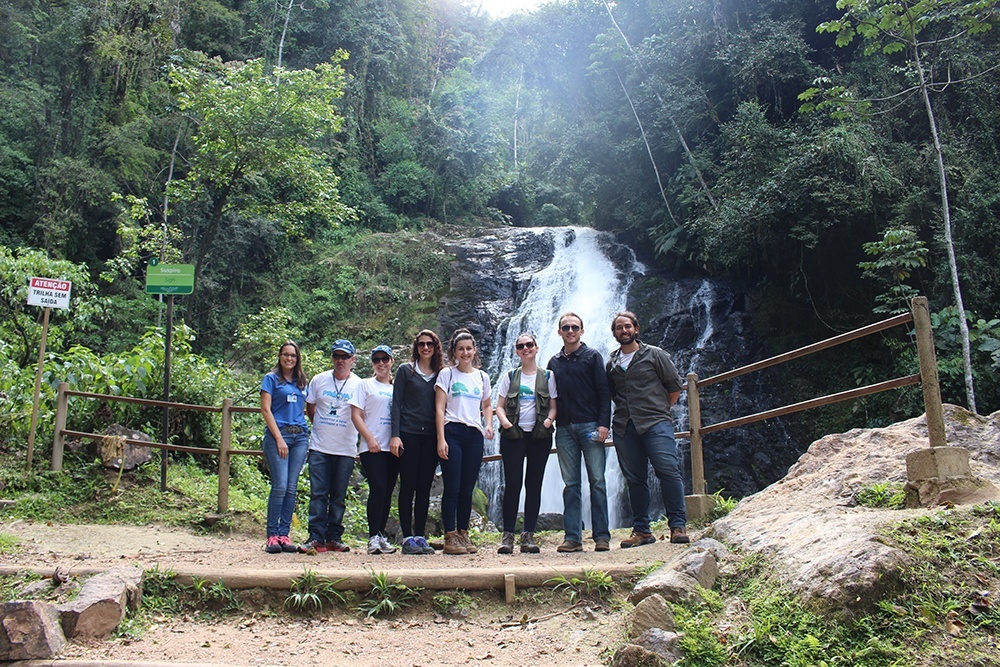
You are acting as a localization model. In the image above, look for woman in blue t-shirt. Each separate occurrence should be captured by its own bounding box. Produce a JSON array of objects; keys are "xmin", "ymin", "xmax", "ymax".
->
[{"xmin": 260, "ymin": 340, "xmax": 310, "ymax": 553}]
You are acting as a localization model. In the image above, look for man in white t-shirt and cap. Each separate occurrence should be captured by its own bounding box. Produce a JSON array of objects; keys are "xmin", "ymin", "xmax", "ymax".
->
[{"xmin": 300, "ymin": 339, "xmax": 361, "ymax": 553}]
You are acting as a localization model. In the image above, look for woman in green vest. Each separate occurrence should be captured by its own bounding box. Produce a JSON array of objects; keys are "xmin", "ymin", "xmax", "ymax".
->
[{"xmin": 495, "ymin": 333, "xmax": 558, "ymax": 554}]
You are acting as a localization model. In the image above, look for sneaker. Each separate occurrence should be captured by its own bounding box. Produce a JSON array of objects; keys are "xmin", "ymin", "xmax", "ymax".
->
[
  {"xmin": 367, "ymin": 535, "xmax": 382, "ymax": 555},
  {"xmin": 670, "ymin": 527, "xmax": 690, "ymax": 544},
  {"xmin": 401, "ymin": 536, "xmax": 424, "ymax": 555},
  {"xmin": 378, "ymin": 535, "xmax": 397, "ymax": 554},
  {"xmin": 298, "ymin": 539, "xmax": 327, "ymax": 554},
  {"xmin": 498, "ymin": 531, "xmax": 515, "ymax": 555},
  {"xmin": 264, "ymin": 536, "xmax": 282, "ymax": 554},
  {"xmin": 556, "ymin": 539, "xmax": 583, "ymax": 553},
  {"xmin": 278, "ymin": 535, "xmax": 297, "ymax": 553},
  {"xmin": 620, "ymin": 531, "xmax": 656, "ymax": 548},
  {"xmin": 594, "ymin": 537, "xmax": 610, "ymax": 552},
  {"xmin": 326, "ymin": 541, "xmax": 351, "ymax": 553},
  {"xmin": 414, "ymin": 536, "xmax": 435, "ymax": 554}
]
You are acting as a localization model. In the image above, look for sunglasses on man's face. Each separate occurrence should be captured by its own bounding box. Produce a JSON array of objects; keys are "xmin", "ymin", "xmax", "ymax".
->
[
  {"xmin": 416, "ymin": 341, "xmax": 435, "ymax": 348},
  {"xmin": 560, "ymin": 324, "xmax": 581, "ymax": 332},
  {"xmin": 332, "ymin": 354, "xmax": 352, "ymax": 360},
  {"xmin": 515, "ymin": 341, "xmax": 535, "ymax": 350}
]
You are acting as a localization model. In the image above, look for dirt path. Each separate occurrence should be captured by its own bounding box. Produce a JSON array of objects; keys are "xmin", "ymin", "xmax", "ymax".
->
[{"xmin": 1, "ymin": 520, "xmax": 690, "ymax": 666}]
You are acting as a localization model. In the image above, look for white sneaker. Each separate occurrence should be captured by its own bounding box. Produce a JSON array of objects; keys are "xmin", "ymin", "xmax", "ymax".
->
[
  {"xmin": 367, "ymin": 535, "xmax": 382, "ymax": 555},
  {"xmin": 378, "ymin": 535, "xmax": 397, "ymax": 554}
]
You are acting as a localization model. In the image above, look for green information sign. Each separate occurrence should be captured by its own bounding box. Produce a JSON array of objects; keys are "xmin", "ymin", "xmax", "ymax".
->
[{"xmin": 145, "ymin": 263, "xmax": 195, "ymax": 295}]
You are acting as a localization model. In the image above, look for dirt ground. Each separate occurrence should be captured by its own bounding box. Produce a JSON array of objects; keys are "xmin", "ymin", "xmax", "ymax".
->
[{"xmin": 0, "ymin": 520, "xmax": 692, "ymax": 666}]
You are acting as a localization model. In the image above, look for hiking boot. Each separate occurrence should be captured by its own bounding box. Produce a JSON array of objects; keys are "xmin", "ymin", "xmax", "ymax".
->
[
  {"xmin": 497, "ymin": 531, "xmax": 515, "ymax": 554},
  {"xmin": 378, "ymin": 535, "xmax": 397, "ymax": 554},
  {"xmin": 326, "ymin": 540, "xmax": 350, "ymax": 553},
  {"xmin": 278, "ymin": 535, "xmax": 297, "ymax": 553},
  {"xmin": 620, "ymin": 531, "xmax": 656, "ymax": 548},
  {"xmin": 556, "ymin": 539, "xmax": 583, "ymax": 553},
  {"xmin": 414, "ymin": 536, "xmax": 436, "ymax": 554},
  {"xmin": 298, "ymin": 539, "xmax": 327, "ymax": 554},
  {"xmin": 670, "ymin": 527, "xmax": 690, "ymax": 544},
  {"xmin": 458, "ymin": 529, "xmax": 478, "ymax": 554},
  {"xmin": 264, "ymin": 536, "xmax": 282, "ymax": 554},
  {"xmin": 594, "ymin": 537, "xmax": 610, "ymax": 552},
  {"xmin": 519, "ymin": 532, "xmax": 540, "ymax": 554},
  {"xmin": 444, "ymin": 530, "xmax": 468, "ymax": 555},
  {"xmin": 367, "ymin": 535, "xmax": 382, "ymax": 555}
]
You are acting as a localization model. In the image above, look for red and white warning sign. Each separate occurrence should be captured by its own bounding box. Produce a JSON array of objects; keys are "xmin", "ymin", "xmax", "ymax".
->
[{"xmin": 26, "ymin": 277, "xmax": 72, "ymax": 310}]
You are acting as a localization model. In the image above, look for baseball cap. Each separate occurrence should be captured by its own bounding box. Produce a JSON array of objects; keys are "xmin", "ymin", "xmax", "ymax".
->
[
  {"xmin": 331, "ymin": 339, "xmax": 355, "ymax": 355},
  {"xmin": 371, "ymin": 344, "xmax": 394, "ymax": 358}
]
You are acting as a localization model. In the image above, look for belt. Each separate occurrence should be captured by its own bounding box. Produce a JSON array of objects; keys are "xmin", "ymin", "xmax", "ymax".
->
[{"xmin": 281, "ymin": 425, "xmax": 305, "ymax": 434}]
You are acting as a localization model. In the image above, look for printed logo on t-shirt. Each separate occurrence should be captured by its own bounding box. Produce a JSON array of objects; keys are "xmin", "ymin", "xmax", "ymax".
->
[
  {"xmin": 450, "ymin": 381, "xmax": 482, "ymax": 400},
  {"xmin": 519, "ymin": 384, "xmax": 535, "ymax": 400}
]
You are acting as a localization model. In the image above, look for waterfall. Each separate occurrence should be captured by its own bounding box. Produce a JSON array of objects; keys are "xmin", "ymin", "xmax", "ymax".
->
[
  {"xmin": 480, "ymin": 227, "xmax": 644, "ymax": 530},
  {"xmin": 441, "ymin": 225, "xmax": 802, "ymax": 530}
]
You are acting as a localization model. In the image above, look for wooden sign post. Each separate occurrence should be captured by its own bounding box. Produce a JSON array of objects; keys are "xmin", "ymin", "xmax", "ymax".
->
[{"xmin": 25, "ymin": 277, "xmax": 72, "ymax": 470}]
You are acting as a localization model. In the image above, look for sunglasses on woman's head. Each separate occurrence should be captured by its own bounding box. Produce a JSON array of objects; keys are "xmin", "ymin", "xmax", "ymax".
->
[{"xmin": 515, "ymin": 341, "xmax": 535, "ymax": 350}]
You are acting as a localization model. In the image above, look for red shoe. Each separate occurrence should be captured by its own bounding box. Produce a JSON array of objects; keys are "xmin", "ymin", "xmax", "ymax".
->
[
  {"xmin": 326, "ymin": 541, "xmax": 350, "ymax": 553},
  {"xmin": 298, "ymin": 539, "xmax": 327, "ymax": 553}
]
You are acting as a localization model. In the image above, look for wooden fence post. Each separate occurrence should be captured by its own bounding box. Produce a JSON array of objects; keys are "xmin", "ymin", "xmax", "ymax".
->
[
  {"xmin": 218, "ymin": 398, "xmax": 233, "ymax": 514},
  {"xmin": 687, "ymin": 373, "xmax": 705, "ymax": 495},
  {"xmin": 51, "ymin": 382, "xmax": 69, "ymax": 472},
  {"xmin": 911, "ymin": 296, "xmax": 947, "ymax": 448}
]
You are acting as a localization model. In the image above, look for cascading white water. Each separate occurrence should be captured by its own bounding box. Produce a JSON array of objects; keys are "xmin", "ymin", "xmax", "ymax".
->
[{"xmin": 482, "ymin": 227, "xmax": 644, "ymax": 530}]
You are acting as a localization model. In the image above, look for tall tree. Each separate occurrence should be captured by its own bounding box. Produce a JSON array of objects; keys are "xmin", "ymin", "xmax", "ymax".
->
[
  {"xmin": 167, "ymin": 54, "xmax": 355, "ymax": 319},
  {"xmin": 807, "ymin": 0, "xmax": 1000, "ymax": 413}
]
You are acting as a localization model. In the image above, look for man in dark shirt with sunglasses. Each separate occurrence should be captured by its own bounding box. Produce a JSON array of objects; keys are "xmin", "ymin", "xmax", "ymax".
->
[{"xmin": 547, "ymin": 312, "xmax": 612, "ymax": 553}]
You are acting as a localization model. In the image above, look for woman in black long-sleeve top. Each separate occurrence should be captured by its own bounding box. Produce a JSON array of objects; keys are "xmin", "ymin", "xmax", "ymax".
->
[{"xmin": 389, "ymin": 329, "xmax": 443, "ymax": 555}]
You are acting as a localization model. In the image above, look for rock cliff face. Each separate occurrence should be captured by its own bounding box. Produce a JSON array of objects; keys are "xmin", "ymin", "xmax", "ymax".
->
[{"xmin": 712, "ymin": 404, "xmax": 1000, "ymax": 614}]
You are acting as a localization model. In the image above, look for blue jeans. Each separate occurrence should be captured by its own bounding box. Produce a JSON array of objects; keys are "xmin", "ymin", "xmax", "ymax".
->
[
  {"xmin": 555, "ymin": 421, "xmax": 610, "ymax": 543},
  {"xmin": 307, "ymin": 450, "xmax": 356, "ymax": 543},
  {"xmin": 263, "ymin": 429, "xmax": 309, "ymax": 537},
  {"xmin": 440, "ymin": 423, "xmax": 484, "ymax": 532},
  {"xmin": 614, "ymin": 419, "xmax": 686, "ymax": 532}
]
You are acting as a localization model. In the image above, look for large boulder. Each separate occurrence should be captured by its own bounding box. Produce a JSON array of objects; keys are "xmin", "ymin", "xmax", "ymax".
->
[
  {"xmin": 712, "ymin": 405, "xmax": 1000, "ymax": 615},
  {"xmin": 0, "ymin": 600, "xmax": 66, "ymax": 660},
  {"xmin": 58, "ymin": 565, "xmax": 143, "ymax": 639}
]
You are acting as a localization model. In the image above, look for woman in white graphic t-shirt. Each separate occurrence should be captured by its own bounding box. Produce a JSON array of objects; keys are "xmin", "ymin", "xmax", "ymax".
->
[{"xmin": 435, "ymin": 328, "xmax": 494, "ymax": 555}]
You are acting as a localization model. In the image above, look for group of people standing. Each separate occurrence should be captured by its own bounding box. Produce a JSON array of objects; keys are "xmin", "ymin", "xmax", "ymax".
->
[{"xmin": 258, "ymin": 310, "xmax": 690, "ymax": 557}]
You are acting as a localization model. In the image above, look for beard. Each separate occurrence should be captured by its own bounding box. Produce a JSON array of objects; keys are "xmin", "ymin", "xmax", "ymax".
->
[{"xmin": 615, "ymin": 331, "xmax": 637, "ymax": 346}]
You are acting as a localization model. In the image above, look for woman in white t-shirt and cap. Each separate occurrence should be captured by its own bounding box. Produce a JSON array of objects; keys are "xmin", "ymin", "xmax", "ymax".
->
[
  {"xmin": 350, "ymin": 345, "xmax": 399, "ymax": 555},
  {"xmin": 435, "ymin": 328, "xmax": 494, "ymax": 555},
  {"xmin": 495, "ymin": 332, "xmax": 557, "ymax": 554}
]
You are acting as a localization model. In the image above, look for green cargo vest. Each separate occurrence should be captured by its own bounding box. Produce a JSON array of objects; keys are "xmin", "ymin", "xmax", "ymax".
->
[{"xmin": 501, "ymin": 368, "xmax": 554, "ymax": 440}]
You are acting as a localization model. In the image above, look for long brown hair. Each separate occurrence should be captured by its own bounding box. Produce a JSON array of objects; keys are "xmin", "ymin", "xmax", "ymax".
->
[
  {"xmin": 271, "ymin": 340, "xmax": 308, "ymax": 390},
  {"xmin": 410, "ymin": 329, "xmax": 443, "ymax": 373}
]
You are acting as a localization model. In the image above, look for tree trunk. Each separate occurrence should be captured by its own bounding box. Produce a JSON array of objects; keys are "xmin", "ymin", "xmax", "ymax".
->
[
  {"xmin": 915, "ymin": 47, "xmax": 977, "ymax": 413},
  {"xmin": 614, "ymin": 67, "xmax": 677, "ymax": 226}
]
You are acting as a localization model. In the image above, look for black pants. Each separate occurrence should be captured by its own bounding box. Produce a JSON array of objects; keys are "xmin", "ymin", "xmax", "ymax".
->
[
  {"xmin": 396, "ymin": 431, "xmax": 439, "ymax": 537},
  {"xmin": 359, "ymin": 450, "xmax": 400, "ymax": 537},
  {"xmin": 500, "ymin": 433, "xmax": 550, "ymax": 533}
]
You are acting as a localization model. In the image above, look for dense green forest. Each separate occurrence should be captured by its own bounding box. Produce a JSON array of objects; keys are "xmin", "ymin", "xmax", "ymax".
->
[{"xmin": 1, "ymin": 0, "xmax": 999, "ymax": 455}]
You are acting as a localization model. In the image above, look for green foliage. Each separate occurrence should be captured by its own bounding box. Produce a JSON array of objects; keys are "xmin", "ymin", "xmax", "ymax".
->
[
  {"xmin": 855, "ymin": 482, "xmax": 907, "ymax": 509},
  {"xmin": 433, "ymin": 590, "xmax": 475, "ymax": 617},
  {"xmin": 931, "ymin": 307, "xmax": 1000, "ymax": 409},
  {"xmin": 230, "ymin": 306, "xmax": 303, "ymax": 372},
  {"xmin": 705, "ymin": 490, "xmax": 739, "ymax": 523},
  {"xmin": 356, "ymin": 570, "xmax": 421, "ymax": 618},
  {"xmin": 546, "ymin": 569, "xmax": 615, "ymax": 604},
  {"xmin": 0, "ymin": 533, "xmax": 19, "ymax": 555},
  {"xmin": 284, "ymin": 568, "xmax": 347, "ymax": 614},
  {"xmin": 859, "ymin": 228, "xmax": 928, "ymax": 315},
  {"xmin": 190, "ymin": 577, "xmax": 241, "ymax": 612}
]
